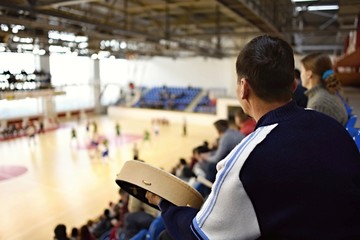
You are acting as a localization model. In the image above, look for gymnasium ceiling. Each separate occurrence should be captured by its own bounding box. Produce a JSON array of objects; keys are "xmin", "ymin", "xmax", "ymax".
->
[{"xmin": 0, "ymin": 0, "xmax": 359, "ymax": 59}]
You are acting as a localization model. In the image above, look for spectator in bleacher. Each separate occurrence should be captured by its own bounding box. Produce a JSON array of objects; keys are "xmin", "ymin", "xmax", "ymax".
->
[
  {"xmin": 109, "ymin": 188, "xmax": 130, "ymax": 240},
  {"xmin": 159, "ymin": 86, "xmax": 169, "ymax": 100},
  {"xmin": 174, "ymin": 158, "xmax": 195, "ymax": 182},
  {"xmin": 191, "ymin": 145, "xmax": 210, "ymax": 176},
  {"xmin": 79, "ymin": 225, "xmax": 96, "ymax": 240},
  {"xmin": 92, "ymin": 209, "xmax": 113, "ymax": 238},
  {"xmin": 301, "ymin": 53, "xmax": 348, "ymax": 125},
  {"xmin": 117, "ymin": 195, "xmax": 159, "ymax": 239},
  {"xmin": 189, "ymin": 142, "xmax": 208, "ymax": 170},
  {"xmin": 167, "ymin": 99, "xmax": 175, "ymax": 110},
  {"xmin": 292, "ymin": 68, "xmax": 308, "ymax": 108},
  {"xmin": 70, "ymin": 227, "xmax": 79, "ymax": 240},
  {"xmin": 54, "ymin": 224, "xmax": 70, "ymax": 240},
  {"xmin": 86, "ymin": 220, "xmax": 95, "ymax": 235},
  {"xmin": 198, "ymin": 119, "xmax": 245, "ymax": 182},
  {"xmin": 234, "ymin": 108, "xmax": 256, "ymax": 136}
]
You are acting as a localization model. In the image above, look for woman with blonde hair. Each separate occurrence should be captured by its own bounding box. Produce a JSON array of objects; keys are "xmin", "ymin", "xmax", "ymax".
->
[{"xmin": 300, "ymin": 52, "xmax": 348, "ymax": 125}]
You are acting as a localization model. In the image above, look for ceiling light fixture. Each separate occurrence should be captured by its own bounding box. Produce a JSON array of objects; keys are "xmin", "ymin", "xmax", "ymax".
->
[
  {"xmin": 295, "ymin": 4, "xmax": 339, "ymax": 12},
  {"xmin": 307, "ymin": 5, "xmax": 339, "ymax": 11},
  {"xmin": 291, "ymin": 0, "xmax": 317, "ymax": 2}
]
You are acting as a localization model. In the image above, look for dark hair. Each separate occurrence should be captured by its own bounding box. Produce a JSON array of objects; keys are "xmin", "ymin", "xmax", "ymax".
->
[
  {"xmin": 71, "ymin": 228, "xmax": 79, "ymax": 238},
  {"xmin": 54, "ymin": 224, "xmax": 68, "ymax": 240},
  {"xmin": 294, "ymin": 68, "xmax": 301, "ymax": 80},
  {"xmin": 194, "ymin": 145, "xmax": 210, "ymax": 154},
  {"xmin": 104, "ymin": 209, "xmax": 110, "ymax": 218},
  {"xmin": 236, "ymin": 35, "xmax": 294, "ymax": 102},
  {"xmin": 301, "ymin": 52, "xmax": 341, "ymax": 94},
  {"xmin": 213, "ymin": 119, "xmax": 229, "ymax": 134},
  {"xmin": 179, "ymin": 158, "xmax": 187, "ymax": 165},
  {"xmin": 80, "ymin": 225, "xmax": 94, "ymax": 240}
]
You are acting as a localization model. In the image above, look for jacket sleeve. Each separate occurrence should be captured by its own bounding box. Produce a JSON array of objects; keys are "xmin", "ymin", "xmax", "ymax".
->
[{"xmin": 159, "ymin": 199, "xmax": 200, "ymax": 240}]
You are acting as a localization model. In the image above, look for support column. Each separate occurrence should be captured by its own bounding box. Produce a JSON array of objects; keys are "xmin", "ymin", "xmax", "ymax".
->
[
  {"xmin": 36, "ymin": 55, "xmax": 50, "ymax": 72},
  {"xmin": 90, "ymin": 59, "xmax": 101, "ymax": 114},
  {"xmin": 35, "ymin": 55, "xmax": 57, "ymax": 120}
]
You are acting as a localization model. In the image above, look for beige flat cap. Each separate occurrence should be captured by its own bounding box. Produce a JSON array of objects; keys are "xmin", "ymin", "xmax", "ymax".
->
[{"xmin": 116, "ymin": 160, "xmax": 204, "ymax": 210}]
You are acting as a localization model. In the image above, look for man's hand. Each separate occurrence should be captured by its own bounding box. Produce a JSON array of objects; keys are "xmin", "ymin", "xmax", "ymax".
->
[{"xmin": 145, "ymin": 191, "xmax": 162, "ymax": 206}]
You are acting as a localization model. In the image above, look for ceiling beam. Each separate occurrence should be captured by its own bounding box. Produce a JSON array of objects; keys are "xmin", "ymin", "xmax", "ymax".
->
[
  {"xmin": 216, "ymin": 0, "xmax": 283, "ymax": 37},
  {"xmin": 35, "ymin": 0, "xmax": 101, "ymax": 9}
]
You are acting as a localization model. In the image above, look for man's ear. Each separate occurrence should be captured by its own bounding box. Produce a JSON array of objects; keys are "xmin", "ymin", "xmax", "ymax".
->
[{"xmin": 241, "ymin": 79, "xmax": 250, "ymax": 99}]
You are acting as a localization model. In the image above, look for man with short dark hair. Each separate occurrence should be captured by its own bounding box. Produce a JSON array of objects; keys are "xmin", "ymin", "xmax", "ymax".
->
[
  {"xmin": 146, "ymin": 35, "xmax": 360, "ymax": 239},
  {"xmin": 198, "ymin": 119, "xmax": 244, "ymax": 182}
]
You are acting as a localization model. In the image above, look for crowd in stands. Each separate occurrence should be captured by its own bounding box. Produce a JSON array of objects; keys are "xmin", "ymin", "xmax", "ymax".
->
[
  {"xmin": 193, "ymin": 94, "xmax": 216, "ymax": 114},
  {"xmin": 54, "ymin": 183, "xmax": 162, "ymax": 240},
  {"xmin": 0, "ymin": 118, "xmax": 58, "ymax": 141},
  {"xmin": 170, "ymin": 112, "xmax": 257, "ymax": 198},
  {"xmin": 0, "ymin": 70, "xmax": 52, "ymax": 91},
  {"xmin": 193, "ymin": 89, "xmax": 225, "ymax": 114},
  {"xmin": 133, "ymin": 86, "xmax": 201, "ymax": 111},
  {"xmin": 131, "ymin": 85, "xmax": 224, "ymax": 114}
]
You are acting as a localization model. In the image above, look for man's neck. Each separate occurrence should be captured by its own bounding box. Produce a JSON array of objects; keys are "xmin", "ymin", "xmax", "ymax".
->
[{"xmin": 249, "ymin": 98, "xmax": 291, "ymax": 122}]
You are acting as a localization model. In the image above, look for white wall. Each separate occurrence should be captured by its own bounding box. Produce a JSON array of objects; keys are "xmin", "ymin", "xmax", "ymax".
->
[
  {"xmin": 112, "ymin": 56, "xmax": 238, "ymax": 97},
  {"xmin": 108, "ymin": 97, "xmax": 240, "ymax": 125}
]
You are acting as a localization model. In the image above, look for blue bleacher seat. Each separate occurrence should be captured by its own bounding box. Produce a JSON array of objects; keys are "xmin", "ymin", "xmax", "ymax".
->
[
  {"xmin": 346, "ymin": 115, "xmax": 358, "ymax": 137},
  {"xmin": 354, "ymin": 129, "xmax": 360, "ymax": 151},
  {"xmin": 133, "ymin": 86, "xmax": 200, "ymax": 111},
  {"xmin": 130, "ymin": 229, "xmax": 147, "ymax": 240},
  {"xmin": 130, "ymin": 216, "xmax": 165, "ymax": 240},
  {"xmin": 194, "ymin": 95, "xmax": 216, "ymax": 113},
  {"xmin": 346, "ymin": 115, "xmax": 357, "ymax": 129}
]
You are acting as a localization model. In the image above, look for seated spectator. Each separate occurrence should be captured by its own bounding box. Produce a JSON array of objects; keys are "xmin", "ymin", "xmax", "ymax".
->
[
  {"xmin": 174, "ymin": 158, "xmax": 195, "ymax": 182},
  {"xmin": 108, "ymin": 188, "xmax": 130, "ymax": 240},
  {"xmin": 92, "ymin": 209, "xmax": 113, "ymax": 238},
  {"xmin": 86, "ymin": 220, "xmax": 95, "ymax": 234},
  {"xmin": 79, "ymin": 225, "xmax": 96, "ymax": 240},
  {"xmin": 70, "ymin": 227, "xmax": 78, "ymax": 240},
  {"xmin": 117, "ymin": 196, "xmax": 159, "ymax": 239},
  {"xmin": 301, "ymin": 52, "xmax": 348, "ymax": 125},
  {"xmin": 159, "ymin": 86, "xmax": 169, "ymax": 100},
  {"xmin": 54, "ymin": 224, "xmax": 70, "ymax": 240},
  {"xmin": 198, "ymin": 119, "xmax": 245, "ymax": 182},
  {"xmin": 292, "ymin": 68, "xmax": 308, "ymax": 108},
  {"xmin": 234, "ymin": 108, "xmax": 256, "ymax": 136}
]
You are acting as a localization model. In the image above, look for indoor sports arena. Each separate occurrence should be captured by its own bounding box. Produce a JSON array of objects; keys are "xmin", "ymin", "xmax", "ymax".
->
[{"xmin": 1, "ymin": 1, "xmax": 360, "ymax": 239}]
